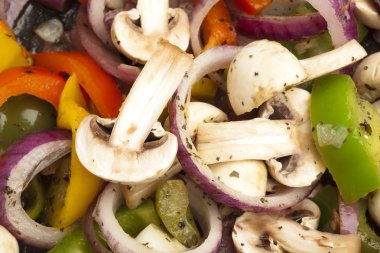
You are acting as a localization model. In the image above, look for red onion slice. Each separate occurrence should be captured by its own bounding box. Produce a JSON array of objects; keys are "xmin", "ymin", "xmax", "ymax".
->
[
  {"xmin": 77, "ymin": 8, "xmax": 139, "ymax": 87},
  {"xmin": 93, "ymin": 177, "xmax": 222, "ymax": 253},
  {"xmin": 169, "ymin": 45, "xmax": 317, "ymax": 212},
  {"xmin": 34, "ymin": 0, "xmax": 71, "ymax": 12},
  {"xmin": 87, "ymin": 0, "xmax": 115, "ymax": 48},
  {"xmin": 4, "ymin": 0, "xmax": 28, "ymax": 28},
  {"xmin": 339, "ymin": 196, "xmax": 359, "ymax": 235},
  {"xmin": 0, "ymin": 130, "xmax": 73, "ymax": 249},
  {"xmin": 83, "ymin": 201, "xmax": 112, "ymax": 253},
  {"xmin": 190, "ymin": 0, "xmax": 219, "ymax": 55},
  {"xmin": 306, "ymin": 0, "xmax": 358, "ymax": 47},
  {"xmin": 235, "ymin": 13, "xmax": 327, "ymax": 41}
]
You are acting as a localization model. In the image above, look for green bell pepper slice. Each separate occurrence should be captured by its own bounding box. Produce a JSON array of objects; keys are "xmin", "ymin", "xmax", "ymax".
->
[
  {"xmin": 311, "ymin": 74, "xmax": 380, "ymax": 203},
  {"xmin": 358, "ymin": 199, "xmax": 380, "ymax": 253},
  {"xmin": 48, "ymin": 199, "xmax": 161, "ymax": 253}
]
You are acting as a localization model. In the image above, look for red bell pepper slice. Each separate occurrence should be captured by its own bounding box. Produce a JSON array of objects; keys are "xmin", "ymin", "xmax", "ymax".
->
[
  {"xmin": 0, "ymin": 66, "xmax": 66, "ymax": 109},
  {"xmin": 33, "ymin": 52, "xmax": 122, "ymax": 118},
  {"xmin": 233, "ymin": 0, "xmax": 272, "ymax": 15}
]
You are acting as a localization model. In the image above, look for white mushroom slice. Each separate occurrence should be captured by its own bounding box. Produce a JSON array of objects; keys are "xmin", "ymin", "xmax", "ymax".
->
[
  {"xmin": 353, "ymin": 0, "xmax": 380, "ymax": 29},
  {"xmin": 209, "ymin": 160, "xmax": 267, "ymax": 198},
  {"xmin": 283, "ymin": 199, "xmax": 321, "ymax": 230},
  {"xmin": 187, "ymin": 102, "xmax": 228, "ymax": 139},
  {"xmin": 121, "ymin": 161, "xmax": 182, "ymax": 209},
  {"xmin": 260, "ymin": 88, "xmax": 325, "ymax": 187},
  {"xmin": 111, "ymin": 0, "xmax": 190, "ymax": 63},
  {"xmin": 372, "ymin": 100, "xmax": 380, "ymax": 114},
  {"xmin": 353, "ymin": 52, "xmax": 380, "ymax": 102},
  {"xmin": 368, "ymin": 189, "xmax": 380, "ymax": 227},
  {"xmin": 135, "ymin": 224, "xmax": 187, "ymax": 252},
  {"xmin": 76, "ymin": 42, "xmax": 193, "ymax": 184},
  {"xmin": 0, "ymin": 226, "xmax": 18, "ymax": 253},
  {"xmin": 196, "ymin": 118, "xmax": 299, "ymax": 164},
  {"xmin": 233, "ymin": 208, "xmax": 360, "ymax": 253},
  {"xmin": 228, "ymin": 39, "xmax": 367, "ymax": 115}
]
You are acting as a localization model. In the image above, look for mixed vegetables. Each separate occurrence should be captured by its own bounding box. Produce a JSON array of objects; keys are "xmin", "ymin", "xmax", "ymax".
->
[{"xmin": 0, "ymin": 0, "xmax": 380, "ymax": 252}]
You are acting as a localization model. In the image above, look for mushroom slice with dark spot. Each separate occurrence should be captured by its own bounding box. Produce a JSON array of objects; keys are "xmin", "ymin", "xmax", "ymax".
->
[
  {"xmin": 111, "ymin": 0, "xmax": 190, "ymax": 63},
  {"xmin": 259, "ymin": 88, "xmax": 325, "ymax": 187},
  {"xmin": 233, "ymin": 199, "xmax": 361, "ymax": 253},
  {"xmin": 76, "ymin": 41, "xmax": 193, "ymax": 185}
]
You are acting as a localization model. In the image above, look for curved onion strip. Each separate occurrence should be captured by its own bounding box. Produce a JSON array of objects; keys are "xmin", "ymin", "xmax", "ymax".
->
[
  {"xmin": 83, "ymin": 201, "xmax": 112, "ymax": 253},
  {"xmin": 235, "ymin": 13, "xmax": 327, "ymax": 41},
  {"xmin": 0, "ymin": 130, "xmax": 73, "ymax": 249},
  {"xmin": 93, "ymin": 178, "xmax": 222, "ymax": 253},
  {"xmin": 87, "ymin": 0, "xmax": 115, "ymax": 48},
  {"xmin": 77, "ymin": 8, "xmax": 139, "ymax": 86},
  {"xmin": 190, "ymin": 0, "xmax": 219, "ymax": 55},
  {"xmin": 34, "ymin": 0, "xmax": 70, "ymax": 12},
  {"xmin": 4, "ymin": 0, "xmax": 28, "ymax": 28},
  {"xmin": 306, "ymin": 0, "xmax": 358, "ymax": 47},
  {"xmin": 169, "ymin": 45, "xmax": 317, "ymax": 212},
  {"xmin": 339, "ymin": 196, "xmax": 359, "ymax": 235}
]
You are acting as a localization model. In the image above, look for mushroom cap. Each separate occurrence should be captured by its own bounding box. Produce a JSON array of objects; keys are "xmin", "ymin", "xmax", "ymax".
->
[
  {"xmin": 260, "ymin": 88, "xmax": 325, "ymax": 187},
  {"xmin": 353, "ymin": 52, "xmax": 380, "ymax": 102},
  {"xmin": 233, "ymin": 199, "xmax": 360, "ymax": 253},
  {"xmin": 227, "ymin": 39, "xmax": 306, "ymax": 115},
  {"xmin": 76, "ymin": 115, "xmax": 178, "ymax": 185},
  {"xmin": 111, "ymin": 8, "xmax": 190, "ymax": 63}
]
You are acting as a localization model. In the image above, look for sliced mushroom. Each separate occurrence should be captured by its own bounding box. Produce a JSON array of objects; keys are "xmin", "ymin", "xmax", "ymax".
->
[
  {"xmin": 121, "ymin": 161, "xmax": 182, "ymax": 209},
  {"xmin": 111, "ymin": 0, "xmax": 190, "ymax": 63},
  {"xmin": 233, "ymin": 199, "xmax": 361, "ymax": 253},
  {"xmin": 227, "ymin": 39, "xmax": 367, "ymax": 115},
  {"xmin": 260, "ymin": 88, "xmax": 326, "ymax": 187},
  {"xmin": 368, "ymin": 189, "xmax": 380, "ymax": 227},
  {"xmin": 76, "ymin": 42, "xmax": 193, "ymax": 185},
  {"xmin": 0, "ymin": 226, "xmax": 18, "ymax": 253},
  {"xmin": 353, "ymin": 0, "xmax": 380, "ymax": 29},
  {"xmin": 209, "ymin": 160, "xmax": 267, "ymax": 198},
  {"xmin": 196, "ymin": 118, "xmax": 299, "ymax": 164},
  {"xmin": 353, "ymin": 52, "xmax": 380, "ymax": 102}
]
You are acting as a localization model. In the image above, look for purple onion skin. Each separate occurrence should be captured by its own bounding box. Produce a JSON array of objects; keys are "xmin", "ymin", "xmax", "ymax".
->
[
  {"xmin": 34, "ymin": 0, "xmax": 72, "ymax": 12},
  {"xmin": 0, "ymin": 130, "xmax": 71, "ymax": 245},
  {"xmin": 83, "ymin": 197, "xmax": 111, "ymax": 253},
  {"xmin": 374, "ymin": 0, "xmax": 380, "ymax": 13},
  {"xmin": 217, "ymin": 215, "xmax": 237, "ymax": 253},
  {"xmin": 236, "ymin": 13, "xmax": 327, "ymax": 41}
]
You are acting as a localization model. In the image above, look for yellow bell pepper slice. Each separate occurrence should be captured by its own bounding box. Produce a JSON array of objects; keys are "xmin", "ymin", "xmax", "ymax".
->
[
  {"xmin": 191, "ymin": 77, "xmax": 217, "ymax": 100},
  {"xmin": 52, "ymin": 73, "xmax": 102, "ymax": 228},
  {"xmin": 0, "ymin": 20, "xmax": 32, "ymax": 71}
]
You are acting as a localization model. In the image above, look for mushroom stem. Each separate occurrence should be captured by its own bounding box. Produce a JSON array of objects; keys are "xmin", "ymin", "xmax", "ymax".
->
[
  {"xmin": 109, "ymin": 42, "xmax": 193, "ymax": 151},
  {"xmin": 300, "ymin": 40, "xmax": 367, "ymax": 81},
  {"xmin": 196, "ymin": 118, "xmax": 298, "ymax": 164},
  {"xmin": 137, "ymin": 0, "xmax": 169, "ymax": 36}
]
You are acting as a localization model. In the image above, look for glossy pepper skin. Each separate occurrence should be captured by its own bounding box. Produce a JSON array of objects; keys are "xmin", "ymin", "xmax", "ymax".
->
[
  {"xmin": 0, "ymin": 20, "xmax": 32, "ymax": 72},
  {"xmin": 33, "ymin": 51, "xmax": 122, "ymax": 118},
  {"xmin": 51, "ymin": 74, "xmax": 102, "ymax": 228},
  {"xmin": 0, "ymin": 66, "xmax": 66, "ymax": 108},
  {"xmin": 233, "ymin": 0, "xmax": 272, "ymax": 15},
  {"xmin": 48, "ymin": 199, "xmax": 161, "ymax": 253},
  {"xmin": 358, "ymin": 199, "xmax": 380, "ymax": 253},
  {"xmin": 311, "ymin": 74, "xmax": 380, "ymax": 203}
]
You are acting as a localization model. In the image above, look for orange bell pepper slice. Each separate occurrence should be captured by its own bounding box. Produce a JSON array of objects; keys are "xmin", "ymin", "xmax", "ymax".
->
[
  {"xmin": 233, "ymin": 0, "xmax": 272, "ymax": 15},
  {"xmin": 0, "ymin": 66, "xmax": 66, "ymax": 108},
  {"xmin": 193, "ymin": 0, "xmax": 237, "ymax": 50},
  {"xmin": 33, "ymin": 52, "xmax": 122, "ymax": 118}
]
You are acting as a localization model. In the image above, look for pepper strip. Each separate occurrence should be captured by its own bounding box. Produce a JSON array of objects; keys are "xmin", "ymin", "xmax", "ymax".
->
[
  {"xmin": 33, "ymin": 52, "xmax": 122, "ymax": 118},
  {"xmin": 0, "ymin": 20, "xmax": 32, "ymax": 72},
  {"xmin": 193, "ymin": 0, "xmax": 237, "ymax": 50},
  {"xmin": 52, "ymin": 73, "xmax": 102, "ymax": 228},
  {"xmin": 0, "ymin": 66, "xmax": 66, "ymax": 108},
  {"xmin": 233, "ymin": 0, "xmax": 272, "ymax": 15}
]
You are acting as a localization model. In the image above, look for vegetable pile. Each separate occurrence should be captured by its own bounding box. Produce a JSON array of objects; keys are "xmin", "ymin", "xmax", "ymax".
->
[{"xmin": 0, "ymin": 0, "xmax": 380, "ymax": 252}]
